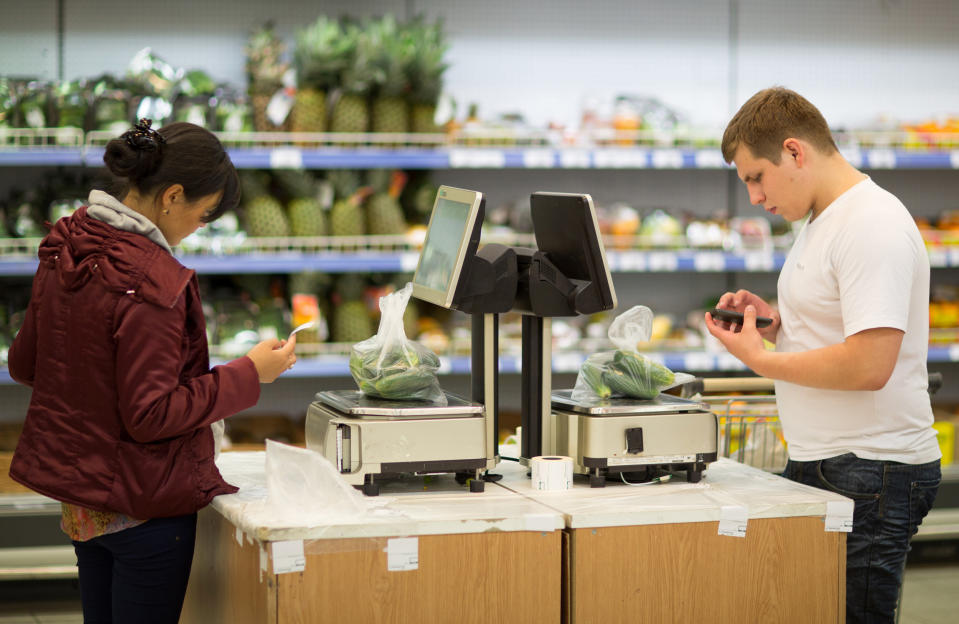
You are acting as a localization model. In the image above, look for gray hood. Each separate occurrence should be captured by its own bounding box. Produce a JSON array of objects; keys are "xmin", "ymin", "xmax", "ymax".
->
[{"xmin": 86, "ymin": 190, "xmax": 173, "ymax": 255}]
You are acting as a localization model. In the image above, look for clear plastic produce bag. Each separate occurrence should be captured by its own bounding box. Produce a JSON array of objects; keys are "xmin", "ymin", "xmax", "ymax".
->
[
  {"xmin": 349, "ymin": 283, "xmax": 446, "ymax": 404},
  {"xmin": 572, "ymin": 305, "xmax": 692, "ymax": 402}
]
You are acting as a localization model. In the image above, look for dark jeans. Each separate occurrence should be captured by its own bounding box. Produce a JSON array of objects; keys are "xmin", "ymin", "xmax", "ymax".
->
[
  {"xmin": 782, "ymin": 453, "xmax": 940, "ymax": 624},
  {"xmin": 72, "ymin": 513, "xmax": 197, "ymax": 624}
]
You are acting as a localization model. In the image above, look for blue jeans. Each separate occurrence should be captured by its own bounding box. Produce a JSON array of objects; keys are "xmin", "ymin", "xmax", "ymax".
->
[
  {"xmin": 782, "ymin": 453, "xmax": 940, "ymax": 624},
  {"xmin": 72, "ymin": 513, "xmax": 197, "ymax": 624}
]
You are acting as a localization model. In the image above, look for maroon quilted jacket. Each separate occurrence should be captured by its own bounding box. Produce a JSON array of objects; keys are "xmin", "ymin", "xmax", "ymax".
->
[{"xmin": 8, "ymin": 206, "xmax": 259, "ymax": 518}]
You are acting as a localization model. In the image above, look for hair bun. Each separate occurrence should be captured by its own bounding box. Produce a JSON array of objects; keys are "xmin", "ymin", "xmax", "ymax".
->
[{"xmin": 121, "ymin": 118, "xmax": 166, "ymax": 152}]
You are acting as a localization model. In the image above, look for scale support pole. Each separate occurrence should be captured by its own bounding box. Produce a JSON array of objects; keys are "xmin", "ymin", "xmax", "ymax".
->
[
  {"xmin": 520, "ymin": 315, "xmax": 552, "ymax": 463},
  {"xmin": 472, "ymin": 313, "xmax": 499, "ymax": 469}
]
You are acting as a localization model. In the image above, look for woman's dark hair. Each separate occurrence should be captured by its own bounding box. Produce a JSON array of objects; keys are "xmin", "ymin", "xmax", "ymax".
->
[{"xmin": 103, "ymin": 120, "xmax": 239, "ymax": 222}]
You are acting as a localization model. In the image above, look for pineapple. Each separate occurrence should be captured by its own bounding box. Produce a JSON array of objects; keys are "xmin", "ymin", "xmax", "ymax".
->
[
  {"xmin": 245, "ymin": 22, "xmax": 289, "ymax": 131},
  {"xmin": 407, "ymin": 16, "xmax": 448, "ymax": 133},
  {"xmin": 240, "ymin": 171, "xmax": 290, "ymax": 237},
  {"xmin": 366, "ymin": 170, "xmax": 408, "ymax": 235},
  {"xmin": 329, "ymin": 20, "xmax": 377, "ymax": 134},
  {"xmin": 369, "ymin": 15, "xmax": 414, "ymax": 135},
  {"xmin": 332, "ymin": 274, "xmax": 373, "ymax": 343},
  {"xmin": 272, "ymin": 169, "xmax": 329, "ymax": 237},
  {"xmin": 292, "ymin": 17, "xmax": 349, "ymax": 133},
  {"xmin": 330, "ymin": 187, "xmax": 372, "ymax": 237}
]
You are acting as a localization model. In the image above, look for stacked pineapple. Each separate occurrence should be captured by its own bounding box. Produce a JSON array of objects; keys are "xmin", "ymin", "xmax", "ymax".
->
[
  {"xmin": 407, "ymin": 16, "xmax": 449, "ymax": 133},
  {"xmin": 272, "ymin": 169, "xmax": 328, "ymax": 237},
  {"xmin": 240, "ymin": 171, "xmax": 290, "ymax": 237},
  {"xmin": 328, "ymin": 20, "xmax": 379, "ymax": 134},
  {"xmin": 369, "ymin": 15, "xmax": 414, "ymax": 135},
  {"xmin": 245, "ymin": 22, "xmax": 290, "ymax": 132},
  {"xmin": 366, "ymin": 169, "xmax": 408, "ymax": 235},
  {"xmin": 291, "ymin": 16, "xmax": 348, "ymax": 133},
  {"xmin": 331, "ymin": 274, "xmax": 373, "ymax": 343}
]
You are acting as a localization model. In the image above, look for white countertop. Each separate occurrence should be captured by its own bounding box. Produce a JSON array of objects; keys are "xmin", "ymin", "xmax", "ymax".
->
[
  {"xmin": 211, "ymin": 450, "xmax": 564, "ymax": 543},
  {"xmin": 493, "ymin": 456, "xmax": 853, "ymax": 529}
]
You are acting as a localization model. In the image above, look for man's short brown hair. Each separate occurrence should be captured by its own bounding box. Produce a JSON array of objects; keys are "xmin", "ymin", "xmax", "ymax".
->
[{"xmin": 721, "ymin": 87, "xmax": 838, "ymax": 164}]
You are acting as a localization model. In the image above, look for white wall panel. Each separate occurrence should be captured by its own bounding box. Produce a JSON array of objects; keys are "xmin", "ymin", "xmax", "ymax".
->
[{"xmin": 0, "ymin": 0, "xmax": 59, "ymax": 80}]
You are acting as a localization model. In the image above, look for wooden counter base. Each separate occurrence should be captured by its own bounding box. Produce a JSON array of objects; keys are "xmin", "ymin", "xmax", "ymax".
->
[
  {"xmin": 567, "ymin": 516, "xmax": 845, "ymax": 623},
  {"xmin": 182, "ymin": 506, "xmax": 562, "ymax": 624}
]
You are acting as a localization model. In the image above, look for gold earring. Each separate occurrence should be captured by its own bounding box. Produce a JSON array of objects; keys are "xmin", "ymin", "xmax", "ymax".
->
[{"xmin": 162, "ymin": 209, "xmax": 170, "ymax": 215}]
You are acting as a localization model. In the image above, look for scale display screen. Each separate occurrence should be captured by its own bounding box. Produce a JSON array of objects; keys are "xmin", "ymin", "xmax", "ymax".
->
[{"xmin": 412, "ymin": 186, "xmax": 484, "ymax": 309}]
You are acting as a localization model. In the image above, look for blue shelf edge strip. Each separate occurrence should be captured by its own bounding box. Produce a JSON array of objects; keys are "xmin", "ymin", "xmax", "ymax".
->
[
  {"xmin": 2, "ymin": 146, "xmax": 957, "ymax": 170},
  {"xmin": 4, "ymin": 347, "xmax": 957, "ymax": 384}
]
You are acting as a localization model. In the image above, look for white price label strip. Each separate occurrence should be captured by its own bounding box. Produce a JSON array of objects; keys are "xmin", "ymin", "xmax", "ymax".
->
[
  {"xmin": 825, "ymin": 500, "xmax": 854, "ymax": 532},
  {"xmin": 272, "ymin": 540, "xmax": 306, "ymax": 574},
  {"xmin": 593, "ymin": 149, "xmax": 648, "ymax": 168},
  {"xmin": 951, "ymin": 151, "xmax": 959, "ymax": 169},
  {"xmin": 647, "ymin": 252, "xmax": 679, "ymax": 272},
  {"xmin": 651, "ymin": 149, "xmax": 683, "ymax": 169},
  {"xmin": 449, "ymin": 149, "xmax": 506, "ymax": 168},
  {"xmin": 694, "ymin": 149, "xmax": 725, "ymax": 169},
  {"xmin": 559, "ymin": 150, "xmax": 592, "ymax": 168},
  {"xmin": 522, "ymin": 149, "xmax": 556, "ymax": 168},
  {"xmin": 718, "ymin": 505, "xmax": 748, "ymax": 538},
  {"xmin": 867, "ymin": 149, "xmax": 897, "ymax": 169},
  {"xmin": 386, "ymin": 537, "xmax": 418, "ymax": 571},
  {"xmin": 269, "ymin": 147, "xmax": 303, "ymax": 169},
  {"xmin": 693, "ymin": 251, "xmax": 726, "ymax": 272},
  {"xmin": 400, "ymin": 252, "xmax": 420, "ymax": 272}
]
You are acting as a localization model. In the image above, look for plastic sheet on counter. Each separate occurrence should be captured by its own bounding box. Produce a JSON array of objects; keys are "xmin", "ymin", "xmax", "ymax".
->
[{"xmin": 492, "ymin": 457, "xmax": 851, "ymax": 530}]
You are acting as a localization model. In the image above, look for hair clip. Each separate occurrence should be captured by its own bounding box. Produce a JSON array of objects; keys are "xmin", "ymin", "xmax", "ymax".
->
[{"xmin": 121, "ymin": 118, "xmax": 166, "ymax": 152}]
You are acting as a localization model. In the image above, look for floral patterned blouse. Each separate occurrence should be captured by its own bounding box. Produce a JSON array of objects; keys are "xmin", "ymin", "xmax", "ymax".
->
[{"xmin": 60, "ymin": 502, "xmax": 146, "ymax": 542}]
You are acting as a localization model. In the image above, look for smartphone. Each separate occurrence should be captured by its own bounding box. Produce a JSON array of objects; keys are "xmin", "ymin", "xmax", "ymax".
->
[{"xmin": 710, "ymin": 308, "xmax": 773, "ymax": 328}]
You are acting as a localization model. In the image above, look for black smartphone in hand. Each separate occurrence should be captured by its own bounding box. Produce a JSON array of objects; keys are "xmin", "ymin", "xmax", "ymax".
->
[{"xmin": 710, "ymin": 308, "xmax": 773, "ymax": 328}]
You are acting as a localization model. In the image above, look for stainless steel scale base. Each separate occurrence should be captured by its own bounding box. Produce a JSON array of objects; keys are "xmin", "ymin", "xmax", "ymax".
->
[
  {"xmin": 305, "ymin": 390, "xmax": 489, "ymax": 495},
  {"xmin": 550, "ymin": 390, "xmax": 719, "ymax": 486}
]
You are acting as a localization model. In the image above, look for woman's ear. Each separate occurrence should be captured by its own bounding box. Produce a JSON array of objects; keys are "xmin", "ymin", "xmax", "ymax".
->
[{"xmin": 159, "ymin": 184, "xmax": 186, "ymax": 209}]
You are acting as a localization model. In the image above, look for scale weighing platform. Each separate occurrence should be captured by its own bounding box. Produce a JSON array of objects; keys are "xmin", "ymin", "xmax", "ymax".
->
[
  {"xmin": 306, "ymin": 389, "xmax": 488, "ymax": 496},
  {"xmin": 550, "ymin": 390, "xmax": 719, "ymax": 486}
]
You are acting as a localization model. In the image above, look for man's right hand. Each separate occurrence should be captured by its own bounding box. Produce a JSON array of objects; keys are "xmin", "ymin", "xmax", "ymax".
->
[{"xmin": 245, "ymin": 335, "xmax": 297, "ymax": 383}]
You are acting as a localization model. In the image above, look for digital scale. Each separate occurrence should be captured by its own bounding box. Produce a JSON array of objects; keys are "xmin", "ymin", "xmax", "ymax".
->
[{"xmin": 306, "ymin": 185, "xmax": 719, "ymax": 494}]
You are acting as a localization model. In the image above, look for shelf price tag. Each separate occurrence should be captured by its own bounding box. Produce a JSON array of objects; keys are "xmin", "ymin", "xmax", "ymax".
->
[
  {"xmin": 743, "ymin": 252, "xmax": 774, "ymax": 271},
  {"xmin": 647, "ymin": 251, "xmax": 678, "ymax": 272},
  {"xmin": 684, "ymin": 352, "xmax": 715, "ymax": 372},
  {"xmin": 651, "ymin": 149, "xmax": 684, "ymax": 169},
  {"xmin": 592, "ymin": 149, "xmax": 648, "ymax": 168},
  {"xmin": 399, "ymin": 252, "xmax": 420, "ymax": 273},
  {"xmin": 558, "ymin": 149, "xmax": 592, "ymax": 168},
  {"xmin": 616, "ymin": 252, "xmax": 647, "ymax": 272},
  {"xmin": 693, "ymin": 251, "xmax": 726, "ymax": 272},
  {"xmin": 522, "ymin": 149, "xmax": 556, "ymax": 168},
  {"xmin": 927, "ymin": 248, "xmax": 948, "ymax": 268},
  {"xmin": 867, "ymin": 149, "xmax": 897, "ymax": 169},
  {"xmin": 449, "ymin": 149, "xmax": 506, "ymax": 168},
  {"xmin": 948, "ymin": 345, "xmax": 959, "ymax": 363},
  {"xmin": 553, "ymin": 353, "xmax": 585, "ymax": 373},
  {"xmin": 693, "ymin": 149, "xmax": 725, "ymax": 169},
  {"xmin": 269, "ymin": 147, "xmax": 303, "ymax": 169},
  {"xmin": 386, "ymin": 537, "xmax": 418, "ymax": 571},
  {"xmin": 272, "ymin": 540, "xmax": 306, "ymax": 574}
]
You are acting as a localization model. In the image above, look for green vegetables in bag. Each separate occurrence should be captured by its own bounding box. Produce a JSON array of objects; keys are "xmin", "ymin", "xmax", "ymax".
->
[
  {"xmin": 349, "ymin": 343, "xmax": 440, "ymax": 401},
  {"xmin": 581, "ymin": 349, "xmax": 675, "ymax": 400}
]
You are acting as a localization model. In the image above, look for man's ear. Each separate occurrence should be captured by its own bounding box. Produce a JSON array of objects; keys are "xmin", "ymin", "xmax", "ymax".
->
[{"xmin": 783, "ymin": 138, "xmax": 804, "ymax": 166}]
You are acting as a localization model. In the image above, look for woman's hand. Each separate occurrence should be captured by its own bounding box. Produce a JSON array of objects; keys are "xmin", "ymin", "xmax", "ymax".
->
[{"xmin": 246, "ymin": 335, "xmax": 297, "ymax": 383}]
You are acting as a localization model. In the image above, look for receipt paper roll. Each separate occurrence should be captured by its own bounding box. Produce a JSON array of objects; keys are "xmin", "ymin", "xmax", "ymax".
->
[{"xmin": 530, "ymin": 456, "xmax": 573, "ymax": 491}]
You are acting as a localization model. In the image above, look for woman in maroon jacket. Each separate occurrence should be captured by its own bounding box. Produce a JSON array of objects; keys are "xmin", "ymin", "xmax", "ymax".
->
[{"xmin": 8, "ymin": 120, "xmax": 297, "ymax": 623}]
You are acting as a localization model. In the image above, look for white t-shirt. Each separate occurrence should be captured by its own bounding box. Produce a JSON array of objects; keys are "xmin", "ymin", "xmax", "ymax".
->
[{"xmin": 774, "ymin": 177, "xmax": 940, "ymax": 464}]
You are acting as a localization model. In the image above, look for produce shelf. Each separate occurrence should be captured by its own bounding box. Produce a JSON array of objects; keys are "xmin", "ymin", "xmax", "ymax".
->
[{"xmin": 0, "ymin": 129, "xmax": 954, "ymax": 170}]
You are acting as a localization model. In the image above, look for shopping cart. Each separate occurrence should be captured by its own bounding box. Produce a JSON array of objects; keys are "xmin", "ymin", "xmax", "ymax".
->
[{"xmin": 684, "ymin": 377, "xmax": 787, "ymax": 473}]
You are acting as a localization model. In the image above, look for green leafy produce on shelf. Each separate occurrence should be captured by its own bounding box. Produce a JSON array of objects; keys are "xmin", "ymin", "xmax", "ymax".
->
[{"xmin": 246, "ymin": 21, "xmax": 290, "ymax": 131}]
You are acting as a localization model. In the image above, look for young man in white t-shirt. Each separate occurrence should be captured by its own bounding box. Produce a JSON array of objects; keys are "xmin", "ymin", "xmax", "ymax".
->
[{"xmin": 706, "ymin": 87, "xmax": 940, "ymax": 623}]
